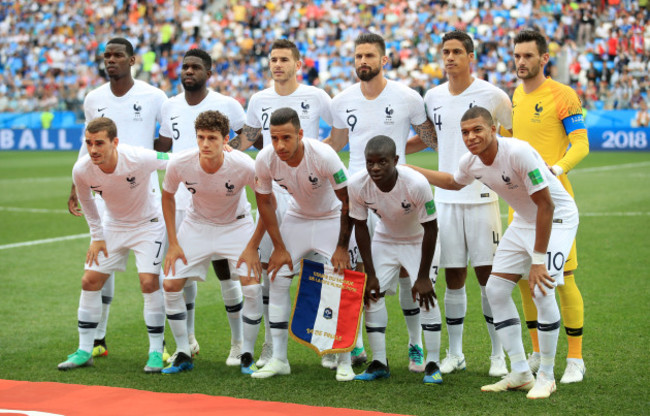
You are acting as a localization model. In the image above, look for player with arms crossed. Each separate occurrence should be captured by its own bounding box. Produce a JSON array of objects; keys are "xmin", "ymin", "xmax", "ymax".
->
[
  {"xmin": 161, "ymin": 110, "xmax": 264, "ymax": 375},
  {"xmin": 252, "ymin": 107, "xmax": 355, "ymax": 382},
  {"xmin": 349, "ymin": 136, "xmax": 442, "ymax": 385},
  {"xmin": 229, "ymin": 39, "xmax": 334, "ymax": 368},
  {"xmin": 412, "ymin": 106, "xmax": 579, "ymax": 399},
  {"xmin": 156, "ymin": 48, "xmax": 248, "ymax": 366},
  {"xmin": 67, "ymin": 37, "xmax": 168, "ymax": 360},
  {"xmin": 512, "ymin": 29, "xmax": 589, "ymax": 384},
  {"xmin": 58, "ymin": 117, "xmax": 170, "ymax": 373},
  {"xmin": 406, "ymin": 30, "xmax": 512, "ymax": 377},
  {"xmin": 328, "ymin": 32, "xmax": 437, "ymax": 371}
]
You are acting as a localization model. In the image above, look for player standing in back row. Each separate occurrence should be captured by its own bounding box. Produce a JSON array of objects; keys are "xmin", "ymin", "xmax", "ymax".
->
[
  {"xmin": 406, "ymin": 30, "xmax": 512, "ymax": 377},
  {"xmin": 327, "ymin": 32, "xmax": 437, "ymax": 372},
  {"xmin": 229, "ymin": 39, "xmax": 334, "ymax": 368},
  {"xmin": 67, "ymin": 37, "xmax": 168, "ymax": 360},
  {"xmin": 156, "ymin": 48, "xmax": 248, "ymax": 367}
]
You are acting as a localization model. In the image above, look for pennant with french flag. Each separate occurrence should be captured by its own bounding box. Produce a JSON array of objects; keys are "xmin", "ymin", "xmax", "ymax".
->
[{"xmin": 290, "ymin": 259, "xmax": 366, "ymax": 356}]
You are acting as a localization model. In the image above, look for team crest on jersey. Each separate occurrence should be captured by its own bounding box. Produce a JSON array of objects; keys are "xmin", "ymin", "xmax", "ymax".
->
[
  {"xmin": 126, "ymin": 175, "xmax": 139, "ymax": 189},
  {"xmin": 308, "ymin": 173, "xmax": 321, "ymax": 190},
  {"xmin": 501, "ymin": 171, "xmax": 518, "ymax": 190},
  {"xmin": 225, "ymin": 180, "xmax": 236, "ymax": 195},
  {"xmin": 133, "ymin": 102, "xmax": 143, "ymax": 121},
  {"xmin": 531, "ymin": 102, "xmax": 543, "ymax": 124},
  {"xmin": 401, "ymin": 200, "xmax": 412, "ymax": 214},
  {"xmin": 384, "ymin": 105, "xmax": 395, "ymax": 125},
  {"xmin": 300, "ymin": 101, "xmax": 310, "ymax": 119}
]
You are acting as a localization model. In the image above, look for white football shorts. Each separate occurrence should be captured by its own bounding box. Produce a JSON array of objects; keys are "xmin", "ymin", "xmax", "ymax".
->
[
  {"xmin": 437, "ymin": 201, "xmax": 501, "ymax": 268},
  {"xmin": 85, "ymin": 218, "xmax": 166, "ymax": 275},
  {"xmin": 166, "ymin": 216, "xmax": 255, "ymax": 281},
  {"xmin": 491, "ymin": 223, "xmax": 578, "ymax": 286}
]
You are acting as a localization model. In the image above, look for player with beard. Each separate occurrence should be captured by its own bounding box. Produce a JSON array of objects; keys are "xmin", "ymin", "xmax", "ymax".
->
[
  {"xmin": 327, "ymin": 33, "xmax": 437, "ymax": 373},
  {"xmin": 66, "ymin": 37, "xmax": 168, "ymax": 361},
  {"xmin": 156, "ymin": 48, "xmax": 247, "ymax": 367},
  {"xmin": 228, "ymin": 39, "xmax": 337, "ymax": 368}
]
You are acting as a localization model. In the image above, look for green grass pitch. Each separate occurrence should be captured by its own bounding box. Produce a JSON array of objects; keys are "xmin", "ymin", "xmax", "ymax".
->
[{"xmin": 0, "ymin": 150, "xmax": 649, "ymax": 415}]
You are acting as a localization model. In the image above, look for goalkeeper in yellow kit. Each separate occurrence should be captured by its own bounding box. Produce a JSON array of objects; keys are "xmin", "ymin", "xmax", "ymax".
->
[{"xmin": 511, "ymin": 29, "xmax": 588, "ymax": 384}]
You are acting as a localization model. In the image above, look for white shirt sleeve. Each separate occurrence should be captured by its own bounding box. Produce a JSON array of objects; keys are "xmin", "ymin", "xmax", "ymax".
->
[
  {"xmin": 494, "ymin": 90, "xmax": 513, "ymax": 131},
  {"xmin": 414, "ymin": 175, "xmax": 437, "ymax": 223},
  {"xmin": 407, "ymin": 89, "xmax": 428, "ymax": 127},
  {"xmin": 162, "ymin": 159, "xmax": 181, "ymax": 194},
  {"xmin": 453, "ymin": 154, "xmax": 475, "ymax": 187},
  {"xmin": 245, "ymin": 95, "xmax": 262, "ymax": 129},
  {"xmin": 72, "ymin": 164, "xmax": 104, "ymax": 241},
  {"xmin": 254, "ymin": 149, "xmax": 273, "ymax": 195},
  {"xmin": 515, "ymin": 145, "xmax": 549, "ymax": 196},
  {"xmin": 227, "ymin": 98, "xmax": 247, "ymax": 132},
  {"xmin": 347, "ymin": 179, "xmax": 367, "ymax": 221},
  {"xmin": 321, "ymin": 145, "xmax": 349, "ymax": 190},
  {"xmin": 318, "ymin": 89, "xmax": 333, "ymax": 126}
]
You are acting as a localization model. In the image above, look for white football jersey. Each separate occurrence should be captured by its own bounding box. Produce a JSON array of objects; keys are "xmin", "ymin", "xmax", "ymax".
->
[
  {"xmin": 163, "ymin": 148, "xmax": 254, "ymax": 225},
  {"xmin": 424, "ymin": 78, "xmax": 512, "ymax": 204},
  {"xmin": 82, "ymin": 80, "xmax": 167, "ymax": 152},
  {"xmin": 348, "ymin": 165, "xmax": 437, "ymax": 243},
  {"xmin": 454, "ymin": 137, "xmax": 578, "ymax": 229},
  {"xmin": 73, "ymin": 144, "xmax": 169, "ymax": 240},
  {"xmin": 159, "ymin": 90, "xmax": 246, "ymax": 210},
  {"xmin": 331, "ymin": 80, "xmax": 427, "ymax": 175},
  {"xmin": 159, "ymin": 90, "xmax": 246, "ymax": 152},
  {"xmin": 246, "ymin": 84, "xmax": 333, "ymax": 147},
  {"xmin": 255, "ymin": 138, "xmax": 349, "ymax": 220}
]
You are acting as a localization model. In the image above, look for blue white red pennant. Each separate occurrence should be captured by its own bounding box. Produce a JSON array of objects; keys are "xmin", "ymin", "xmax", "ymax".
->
[{"xmin": 290, "ymin": 259, "xmax": 366, "ymax": 355}]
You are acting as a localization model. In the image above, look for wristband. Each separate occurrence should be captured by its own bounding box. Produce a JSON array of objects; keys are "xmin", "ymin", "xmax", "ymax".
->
[
  {"xmin": 551, "ymin": 165, "xmax": 564, "ymax": 176},
  {"xmin": 531, "ymin": 251, "xmax": 546, "ymax": 265}
]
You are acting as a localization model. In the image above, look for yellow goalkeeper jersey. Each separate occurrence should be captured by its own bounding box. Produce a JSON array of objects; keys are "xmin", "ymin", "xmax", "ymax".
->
[{"xmin": 512, "ymin": 77, "xmax": 589, "ymax": 197}]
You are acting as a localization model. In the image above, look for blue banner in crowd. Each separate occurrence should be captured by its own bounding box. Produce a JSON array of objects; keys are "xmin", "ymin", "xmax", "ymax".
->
[{"xmin": 0, "ymin": 128, "xmax": 84, "ymax": 151}]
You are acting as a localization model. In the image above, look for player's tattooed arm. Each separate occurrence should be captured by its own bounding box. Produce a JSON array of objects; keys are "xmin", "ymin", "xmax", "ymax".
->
[
  {"xmin": 230, "ymin": 125, "xmax": 261, "ymax": 150},
  {"xmin": 413, "ymin": 119, "xmax": 438, "ymax": 151}
]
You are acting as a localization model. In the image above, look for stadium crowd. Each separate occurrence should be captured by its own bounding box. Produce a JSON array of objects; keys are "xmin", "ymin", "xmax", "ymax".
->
[{"xmin": 0, "ymin": 0, "xmax": 648, "ymax": 116}]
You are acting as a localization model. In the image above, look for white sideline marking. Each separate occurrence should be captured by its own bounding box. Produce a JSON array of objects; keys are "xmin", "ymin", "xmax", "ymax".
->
[
  {"xmin": 0, "ymin": 233, "xmax": 89, "ymax": 250},
  {"xmin": 0, "ymin": 206, "xmax": 69, "ymax": 214},
  {"xmin": 570, "ymin": 161, "xmax": 650, "ymax": 174}
]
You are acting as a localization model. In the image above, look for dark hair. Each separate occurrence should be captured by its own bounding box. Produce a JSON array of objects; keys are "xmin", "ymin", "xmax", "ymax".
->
[
  {"xmin": 195, "ymin": 110, "xmax": 230, "ymax": 137},
  {"xmin": 354, "ymin": 33, "xmax": 386, "ymax": 56},
  {"xmin": 86, "ymin": 117, "xmax": 118, "ymax": 140},
  {"xmin": 365, "ymin": 135, "xmax": 396, "ymax": 158},
  {"xmin": 442, "ymin": 30, "xmax": 474, "ymax": 54},
  {"xmin": 270, "ymin": 39, "xmax": 300, "ymax": 61},
  {"xmin": 106, "ymin": 37, "xmax": 134, "ymax": 56},
  {"xmin": 513, "ymin": 29, "xmax": 548, "ymax": 55},
  {"xmin": 270, "ymin": 107, "xmax": 301, "ymax": 131},
  {"xmin": 184, "ymin": 48, "xmax": 212, "ymax": 71},
  {"xmin": 461, "ymin": 106, "xmax": 494, "ymax": 126}
]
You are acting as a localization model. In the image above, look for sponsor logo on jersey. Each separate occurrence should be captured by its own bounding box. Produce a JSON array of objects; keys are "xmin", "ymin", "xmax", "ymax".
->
[
  {"xmin": 97, "ymin": 107, "xmax": 107, "ymax": 113},
  {"xmin": 346, "ymin": 109, "xmax": 356, "ymax": 113},
  {"xmin": 171, "ymin": 115, "xmax": 180, "ymax": 120},
  {"xmin": 262, "ymin": 106, "xmax": 272, "ymax": 112}
]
